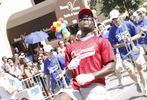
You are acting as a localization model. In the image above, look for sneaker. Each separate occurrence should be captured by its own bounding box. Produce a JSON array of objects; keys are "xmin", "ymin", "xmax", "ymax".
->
[
  {"xmin": 143, "ymin": 87, "xmax": 147, "ymax": 96},
  {"xmin": 144, "ymin": 90, "xmax": 147, "ymax": 96},
  {"xmin": 135, "ymin": 83, "xmax": 142, "ymax": 93}
]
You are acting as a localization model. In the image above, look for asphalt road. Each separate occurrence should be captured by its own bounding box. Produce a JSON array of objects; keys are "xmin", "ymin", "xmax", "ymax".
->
[{"xmin": 106, "ymin": 69, "xmax": 147, "ymax": 100}]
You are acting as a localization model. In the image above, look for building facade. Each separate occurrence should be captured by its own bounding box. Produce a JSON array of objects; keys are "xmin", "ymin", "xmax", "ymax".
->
[
  {"xmin": 0, "ymin": 0, "xmax": 88, "ymax": 63},
  {"xmin": 0, "ymin": 0, "xmax": 32, "ymax": 63}
]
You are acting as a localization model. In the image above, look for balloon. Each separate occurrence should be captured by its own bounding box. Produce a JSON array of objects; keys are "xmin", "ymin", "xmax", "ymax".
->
[
  {"xmin": 61, "ymin": 23, "xmax": 67, "ymax": 29},
  {"xmin": 63, "ymin": 32, "xmax": 71, "ymax": 39},
  {"xmin": 56, "ymin": 27, "xmax": 62, "ymax": 32},
  {"xmin": 64, "ymin": 20, "xmax": 68, "ymax": 26},
  {"xmin": 57, "ymin": 21, "xmax": 62, "ymax": 27},
  {"xmin": 62, "ymin": 28, "xmax": 69, "ymax": 34},
  {"xmin": 50, "ymin": 25, "xmax": 56, "ymax": 31},
  {"xmin": 58, "ymin": 17, "xmax": 64, "ymax": 23},
  {"xmin": 56, "ymin": 32, "xmax": 63, "ymax": 40},
  {"xmin": 93, "ymin": 14, "xmax": 97, "ymax": 19},
  {"xmin": 53, "ymin": 21, "xmax": 58, "ymax": 27},
  {"xmin": 92, "ymin": 10, "xmax": 96, "ymax": 14}
]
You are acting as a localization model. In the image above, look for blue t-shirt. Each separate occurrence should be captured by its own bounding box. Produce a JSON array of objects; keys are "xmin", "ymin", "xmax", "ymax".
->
[
  {"xmin": 138, "ymin": 18, "xmax": 147, "ymax": 44},
  {"xmin": 44, "ymin": 55, "xmax": 65, "ymax": 79},
  {"xmin": 108, "ymin": 21, "xmax": 139, "ymax": 60},
  {"xmin": 99, "ymin": 31, "xmax": 109, "ymax": 39}
]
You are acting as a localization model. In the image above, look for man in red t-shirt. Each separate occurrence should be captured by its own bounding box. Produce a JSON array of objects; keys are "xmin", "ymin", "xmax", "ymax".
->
[{"xmin": 54, "ymin": 8, "xmax": 115, "ymax": 100}]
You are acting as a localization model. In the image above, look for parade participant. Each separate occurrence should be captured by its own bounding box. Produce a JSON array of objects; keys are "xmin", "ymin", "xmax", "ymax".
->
[
  {"xmin": 43, "ymin": 47, "xmax": 69, "ymax": 97},
  {"xmin": 137, "ymin": 7, "xmax": 147, "ymax": 64},
  {"xmin": 54, "ymin": 8, "xmax": 115, "ymax": 100},
  {"xmin": 108, "ymin": 9, "xmax": 147, "ymax": 95},
  {"xmin": 132, "ymin": 11, "xmax": 140, "ymax": 26}
]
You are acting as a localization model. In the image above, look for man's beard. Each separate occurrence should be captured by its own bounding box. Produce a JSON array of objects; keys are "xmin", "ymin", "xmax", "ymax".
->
[{"xmin": 80, "ymin": 26, "xmax": 95, "ymax": 38}]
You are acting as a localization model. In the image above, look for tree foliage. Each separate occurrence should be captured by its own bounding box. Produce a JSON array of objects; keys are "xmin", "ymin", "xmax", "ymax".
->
[{"xmin": 89, "ymin": 0, "xmax": 145, "ymax": 17}]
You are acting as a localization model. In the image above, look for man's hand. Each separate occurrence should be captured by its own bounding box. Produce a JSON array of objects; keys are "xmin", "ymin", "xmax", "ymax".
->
[
  {"xmin": 76, "ymin": 73, "xmax": 95, "ymax": 85},
  {"xmin": 139, "ymin": 30, "xmax": 146, "ymax": 38},
  {"xmin": 68, "ymin": 58, "xmax": 81, "ymax": 70},
  {"xmin": 56, "ymin": 70, "xmax": 66, "ymax": 81}
]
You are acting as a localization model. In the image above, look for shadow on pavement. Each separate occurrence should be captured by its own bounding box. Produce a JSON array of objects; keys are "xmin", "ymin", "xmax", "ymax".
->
[
  {"xmin": 108, "ymin": 83, "xmax": 134, "ymax": 91},
  {"xmin": 124, "ymin": 95, "xmax": 147, "ymax": 100}
]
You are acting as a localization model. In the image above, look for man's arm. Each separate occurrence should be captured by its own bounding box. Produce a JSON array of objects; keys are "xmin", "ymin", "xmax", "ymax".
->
[
  {"xmin": 75, "ymin": 61, "xmax": 115, "ymax": 85},
  {"xmin": 132, "ymin": 31, "xmax": 145, "ymax": 40},
  {"xmin": 93, "ymin": 61, "xmax": 115, "ymax": 78},
  {"xmin": 65, "ymin": 69, "xmax": 74, "ymax": 79},
  {"xmin": 45, "ymin": 74, "xmax": 52, "ymax": 96}
]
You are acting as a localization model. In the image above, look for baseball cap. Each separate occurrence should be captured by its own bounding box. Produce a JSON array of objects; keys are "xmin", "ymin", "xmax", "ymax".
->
[
  {"xmin": 133, "ymin": 12, "xmax": 138, "ymax": 16},
  {"xmin": 78, "ymin": 8, "xmax": 93, "ymax": 20},
  {"xmin": 43, "ymin": 45, "xmax": 54, "ymax": 53},
  {"xmin": 137, "ymin": 7, "xmax": 146, "ymax": 13},
  {"xmin": 109, "ymin": 9, "xmax": 120, "ymax": 20}
]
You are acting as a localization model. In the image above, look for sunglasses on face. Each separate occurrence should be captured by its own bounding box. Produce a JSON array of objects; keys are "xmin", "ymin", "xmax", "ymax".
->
[{"xmin": 79, "ymin": 17, "xmax": 93, "ymax": 22}]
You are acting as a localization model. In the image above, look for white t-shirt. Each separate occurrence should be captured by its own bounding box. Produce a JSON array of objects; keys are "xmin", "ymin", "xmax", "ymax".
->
[
  {"xmin": 0, "ymin": 73, "xmax": 19, "ymax": 99},
  {"xmin": 0, "ymin": 76, "xmax": 12, "ymax": 99}
]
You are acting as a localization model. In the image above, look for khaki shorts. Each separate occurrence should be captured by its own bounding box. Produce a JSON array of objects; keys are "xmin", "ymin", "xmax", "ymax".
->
[
  {"xmin": 122, "ymin": 46, "xmax": 146, "ymax": 70},
  {"xmin": 136, "ymin": 46, "xmax": 146, "ymax": 65},
  {"xmin": 56, "ymin": 83, "xmax": 108, "ymax": 100},
  {"xmin": 140, "ymin": 44, "xmax": 147, "ymax": 54}
]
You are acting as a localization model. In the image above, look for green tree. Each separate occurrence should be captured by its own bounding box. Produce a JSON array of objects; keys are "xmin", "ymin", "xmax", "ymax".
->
[{"xmin": 89, "ymin": 0, "xmax": 144, "ymax": 17}]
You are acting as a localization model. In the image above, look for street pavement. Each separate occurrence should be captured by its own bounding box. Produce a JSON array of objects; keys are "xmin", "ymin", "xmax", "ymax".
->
[{"xmin": 106, "ymin": 69, "xmax": 147, "ymax": 100}]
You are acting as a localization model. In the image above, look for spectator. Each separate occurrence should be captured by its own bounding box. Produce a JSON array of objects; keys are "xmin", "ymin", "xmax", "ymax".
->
[
  {"xmin": 7, "ymin": 58, "xmax": 23, "ymax": 80},
  {"xmin": 0, "ymin": 69, "xmax": 20, "ymax": 99},
  {"xmin": 57, "ymin": 40, "xmax": 66, "ymax": 56},
  {"xmin": 43, "ymin": 48, "xmax": 70, "ymax": 97},
  {"xmin": 97, "ymin": 23, "xmax": 109, "ymax": 38},
  {"xmin": 1, "ymin": 56, "xmax": 11, "ymax": 73}
]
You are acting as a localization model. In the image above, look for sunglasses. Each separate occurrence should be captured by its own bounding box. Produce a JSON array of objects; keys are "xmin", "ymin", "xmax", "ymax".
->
[{"xmin": 79, "ymin": 17, "xmax": 93, "ymax": 22}]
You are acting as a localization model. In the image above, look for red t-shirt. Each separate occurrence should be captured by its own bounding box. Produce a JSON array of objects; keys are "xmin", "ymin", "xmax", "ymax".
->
[{"xmin": 65, "ymin": 35, "xmax": 115, "ymax": 90}]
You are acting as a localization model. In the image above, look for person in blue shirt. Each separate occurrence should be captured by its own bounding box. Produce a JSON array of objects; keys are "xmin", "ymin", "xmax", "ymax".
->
[
  {"xmin": 137, "ymin": 7, "xmax": 147, "ymax": 65},
  {"xmin": 108, "ymin": 9, "xmax": 147, "ymax": 95},
  {"xmin": 97, "ymin": 23, "xmax": 109, "ymax": 38},
  {"xmin": 43, "ymin": 48, "xmax": 70, "ymax": 97}
]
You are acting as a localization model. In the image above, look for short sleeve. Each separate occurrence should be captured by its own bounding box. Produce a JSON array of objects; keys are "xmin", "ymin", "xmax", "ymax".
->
[
  {"xmin": 65, "ymin": 45, "xmax": 72, "ymax": 69},
  {"xmin": 108, "ymin": 28, "xmax": 118, "ymax": 47},
  {"xmin": 99, "ymin": 38, "xmax": 115, "ymax": 65},
  {"xmin": 126, "ymin": 21, "xmax": 139, "ymax": 36}
]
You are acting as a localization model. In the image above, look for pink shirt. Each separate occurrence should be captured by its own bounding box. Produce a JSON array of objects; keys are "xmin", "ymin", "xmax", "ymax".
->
[{"xmin": 65, "ymin": 35, "xmax": 115, "ymax": 90}]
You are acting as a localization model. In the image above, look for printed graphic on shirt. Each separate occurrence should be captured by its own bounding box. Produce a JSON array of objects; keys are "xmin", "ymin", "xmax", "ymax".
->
[
  {"xmin": 71, "ymin": 46, "xmax": 95, "ymax": 60},
  {"xmin": 115, "ymin": 31, "xmax": 130, "ymax": 42},
  {"xmin": 47, "ymin": 58, "xmax": 61, "ymax": 79}
]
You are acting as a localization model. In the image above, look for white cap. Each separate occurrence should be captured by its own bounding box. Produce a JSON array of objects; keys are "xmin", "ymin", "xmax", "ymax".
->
[
  {"xmin": 133, "ymin": 12, "xmax": 138, "ymax": 16},
  {"xmin": 109, "ymin": 9, "xmax": 120, "ymax": 20},
  {"xmin": 43, "ymin": 45, "xmax": 53, "ymax": 53},
  {"xmin": 137, "ymin": 7, "xmax": 146, "ymax": 13}
]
